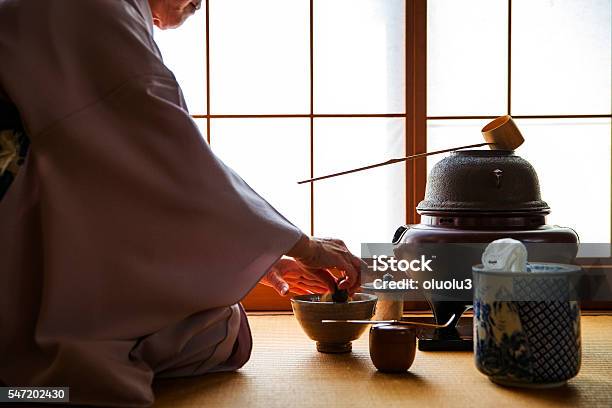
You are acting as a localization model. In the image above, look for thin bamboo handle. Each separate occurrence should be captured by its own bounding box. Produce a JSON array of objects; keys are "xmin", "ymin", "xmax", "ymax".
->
[
  {"xmin": 297, "ymin": 142, "xmax": 493, "ymax": 184},
  {"xmin": 321, "ymin": 313, "xmax": 456, "ymax": 329}
]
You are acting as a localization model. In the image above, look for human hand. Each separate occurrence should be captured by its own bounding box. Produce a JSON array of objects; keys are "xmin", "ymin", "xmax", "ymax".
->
[
  {"xmin": 260, "ymin": 258, "xmax": 337, "ymax": 296},
  {"xmin": 286, "ymin": 235, "xmax": 364, "ymax": 294}
]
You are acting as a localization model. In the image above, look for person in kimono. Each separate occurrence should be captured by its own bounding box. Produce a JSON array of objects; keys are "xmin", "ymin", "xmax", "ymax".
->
[{"xmin": 0, "ymin": 0, "xmax": 363, "ymax": 406}]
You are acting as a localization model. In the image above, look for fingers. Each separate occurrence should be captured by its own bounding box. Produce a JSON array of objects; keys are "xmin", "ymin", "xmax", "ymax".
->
[
  {"xmin": 289, "ymin": 287, "xmax": 314, "ymax": 295},
  {"xmin": 265, "ymin": 269, "xmax": 290, "ymax": 296},
  {"xmin": 273, "ymin": 260, "xmax": 336, "ymax": 295},
  {"xmin": 284, "ymin": 276, "xmax": 330, "ymax": 293},
  {"xmin": 319, "ymin": 250, "xmax": 358, "ymax": 290},
  {"xmin": 289, "ymin": 236, "xmax": 363, "ymax": 293},
  {"xmin": 330, "ymin": 238, "xmax": 347, "ymax": 247},
  {"xmin": 338, "ymin": 253, "xmax": 364, "ymax": 291},
  {"xmin": 334, "ymin": 253, "xmax": 361, "ymax": 290},
  {"xmin": 333, "ymin": 240, "xmax": 362, "ymax": 291},
  {"xmin": 300, "ymin": 268, "xmax": 338, "ymax": 292},
  {"xmin": 280, "ymin": 263, "xmax": 338, "ymax": 293}
]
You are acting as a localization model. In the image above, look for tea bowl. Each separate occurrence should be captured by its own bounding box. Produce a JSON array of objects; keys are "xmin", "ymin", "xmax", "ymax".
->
[{"xmin": 291, "ymin": 293, "xmax": 377, "ymax": 353}]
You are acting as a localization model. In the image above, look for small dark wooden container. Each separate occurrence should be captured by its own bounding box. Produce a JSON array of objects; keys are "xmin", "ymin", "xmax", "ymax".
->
[{"xmin": 369, "ymin": 324, "xmax": 417, "ymax": 372}]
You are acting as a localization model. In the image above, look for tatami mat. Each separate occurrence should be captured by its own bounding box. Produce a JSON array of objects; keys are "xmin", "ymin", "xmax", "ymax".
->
[{"xmin": 153, "ymin": 315, "xmax": 612, "ymax": 408}]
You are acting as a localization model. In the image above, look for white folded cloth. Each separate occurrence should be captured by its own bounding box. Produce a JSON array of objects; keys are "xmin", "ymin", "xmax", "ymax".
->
[{"xmin": 481, "ymin": 238, "xmax": 528, "ymax": 272}]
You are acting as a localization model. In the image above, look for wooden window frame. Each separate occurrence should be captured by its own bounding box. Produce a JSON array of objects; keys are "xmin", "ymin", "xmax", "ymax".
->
[
  {"xmin": 422, "ymin": 0, "xmax": 612, "ymax": 310},
  {"xmin": 192, "ymin": 0, "xmax": 611, "ymax": 310},
  {"xmin": 238, "ymin": 0, "xmax": 427, "ymax": 310}
]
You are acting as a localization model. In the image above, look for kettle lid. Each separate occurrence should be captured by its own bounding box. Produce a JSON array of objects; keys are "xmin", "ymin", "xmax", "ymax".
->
[{"xmin": 416, "ymin": 150, "xmax": 550, "ymax": 215}]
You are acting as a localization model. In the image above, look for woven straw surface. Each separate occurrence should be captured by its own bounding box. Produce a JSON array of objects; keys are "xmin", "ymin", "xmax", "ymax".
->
[{"xmin": 153, "ymin": 315, "xmax": 612, "ymax": 408}]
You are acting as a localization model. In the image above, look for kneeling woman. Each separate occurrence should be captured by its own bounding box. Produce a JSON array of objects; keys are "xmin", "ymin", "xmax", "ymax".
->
[{"xmin": 0, "ymin": 0, "xmax": 362, "ymax": 406}]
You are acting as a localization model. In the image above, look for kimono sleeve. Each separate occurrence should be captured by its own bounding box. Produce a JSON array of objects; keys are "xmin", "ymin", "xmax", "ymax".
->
[{"xmin": 8, "ymin": 0, "xmax": 303, "ymax": 335}]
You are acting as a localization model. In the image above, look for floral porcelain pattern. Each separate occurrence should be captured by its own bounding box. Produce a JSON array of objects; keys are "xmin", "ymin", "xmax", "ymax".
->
[{"xmin": 474, "ymin": 265, "xmax": 581, "ymax": 386}]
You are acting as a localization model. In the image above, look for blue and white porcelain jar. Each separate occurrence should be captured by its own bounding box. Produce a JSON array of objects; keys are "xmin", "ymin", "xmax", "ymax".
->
[{"xmin": 473, "ymin": 263, "xmax": 581, "ymax": 388}]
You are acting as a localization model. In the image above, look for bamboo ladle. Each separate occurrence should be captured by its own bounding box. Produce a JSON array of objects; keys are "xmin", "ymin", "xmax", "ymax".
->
[
  {"xmin": 297, "ymin": 115, "xmax": 524, "ymax": 184},
  {"xmin": 322, "ymin": 313, "xmax": 456, "ymax": 329}
]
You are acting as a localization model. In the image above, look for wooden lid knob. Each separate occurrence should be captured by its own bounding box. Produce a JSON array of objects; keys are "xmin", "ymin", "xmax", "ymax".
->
[{"xmin": 482, "ymin": 115, "xmax": 524, "ymax": 151}]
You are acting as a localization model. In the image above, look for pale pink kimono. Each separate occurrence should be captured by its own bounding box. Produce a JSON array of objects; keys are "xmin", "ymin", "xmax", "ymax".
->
[{"xmin": 0, "ymin": 0, "xmax": 301, "ymax": 406}]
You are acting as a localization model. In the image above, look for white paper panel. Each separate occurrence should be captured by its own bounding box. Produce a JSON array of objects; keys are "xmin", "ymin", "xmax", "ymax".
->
[
  {"xmin": 209, "ymin": 0, "xmax": 310, "ymax": 114},
  {"xmin": 427, "ymin": 119, "xmax": 485, "ymax": 173},
  {"xmin": 314, "ymin": 0, "xmax": 405, "ymax": 114},
  {"xmin": 314, "ymin": 118, "xmax": 405, "ymax": 253},
  {"xmin": 427, "ymin": 0, "xmax": 507, "ymax": 116},
  {"xmin": 512, "ymin": 0, "xmax": 612, "ymax": 115},
  {"xmin": 210, "ymin": 119, "xmax": 311, "ymax": 233},
  {"xmin": 154, "ymin": 11, "xmax": 207, "ymax": 114},
  {"xmin": 516, "ymin": 118, "xmax": 611, "ymax": 243},
  {"xmin": 428, "ymin": 119, "xmax": 612, "ymax": 243}
]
